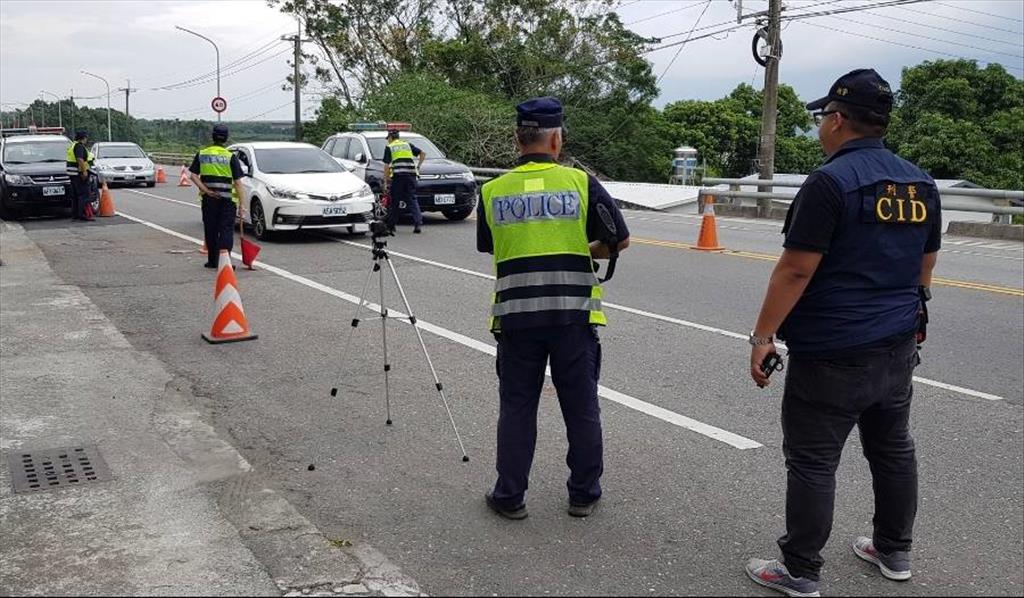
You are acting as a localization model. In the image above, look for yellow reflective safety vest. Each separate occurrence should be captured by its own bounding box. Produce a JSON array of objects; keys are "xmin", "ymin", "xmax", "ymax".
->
[
  {"xmin": 481, "ymin": 160, "xmax": 606, "ymax": 332},
  {"xmin": 387, "ymin": 139, "xmax": 417, "ymax": 176},
  {"xmin": 196, "ymin": 144, "xmax": 238, "ymax": 204},
  {"xmin": 65, "ymin": 142, "xmax": 94, "ymax": 176}
]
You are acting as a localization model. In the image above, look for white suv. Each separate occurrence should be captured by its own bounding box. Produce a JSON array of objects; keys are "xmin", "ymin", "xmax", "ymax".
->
[{"xmin": 228, "ymin": 142, "xmax": 374, "ymax": 240}]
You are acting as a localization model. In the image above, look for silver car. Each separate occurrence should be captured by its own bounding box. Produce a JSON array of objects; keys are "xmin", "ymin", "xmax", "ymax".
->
[{"xmin": 92, "ymin": 142, "xmax": 155, "ymax": 187}]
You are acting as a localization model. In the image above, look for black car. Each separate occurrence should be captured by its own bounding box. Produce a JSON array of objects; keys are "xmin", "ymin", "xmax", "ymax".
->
[
  {"xmin": 0, "ymin": 131, "xmax": 74, "ymax": 219},
  {"xmin": 322, "ymin": 127, "xmax": 476, "ymax": 221}
]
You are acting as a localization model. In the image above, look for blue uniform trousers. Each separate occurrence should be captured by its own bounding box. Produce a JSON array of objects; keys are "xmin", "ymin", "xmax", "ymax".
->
[
  {"xmin": 201, "ymin": 196, "xmax": 235, "ymax": 262},
  {"xmin": 386, "ymin": 175, "xmax": 422, "ymax": 227},
  {"xmin": 491, "ymin": 324, "xmax": 603, "ymax": 508}
]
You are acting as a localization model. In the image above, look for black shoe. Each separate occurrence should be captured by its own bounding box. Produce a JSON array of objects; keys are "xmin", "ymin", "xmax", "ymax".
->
[
  {"xmin": 485, "ymin": 492, "xmax": 528, "ymax": 520},
  {"xmin": 204, "ymin": 262, "xmax": 217, "ymax": 269},
  {"xmin": 568, "ymin": 498, "xmax": 599, "ymax": 518},
  {"xmin": 413, "ymin": 226, "xmax": 422, "ymax": 234}
]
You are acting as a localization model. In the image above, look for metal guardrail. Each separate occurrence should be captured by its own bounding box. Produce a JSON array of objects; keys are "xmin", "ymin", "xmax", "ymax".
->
[{"xmin": 148, "ymin": 152, "xmax": 193, "ymax": 165}]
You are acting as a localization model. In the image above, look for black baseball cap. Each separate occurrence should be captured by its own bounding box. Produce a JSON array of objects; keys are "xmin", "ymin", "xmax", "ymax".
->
[
  {"xmin": 806, "ymin": 68, "xmax": 894, "ymax": 114},
  {"xmin": 74, "ymin": 130, "xmax": 88, "ymax": 140},
  {"xmin": 212, "ymin": 124, "xmax": 229, "ymax": 139}
]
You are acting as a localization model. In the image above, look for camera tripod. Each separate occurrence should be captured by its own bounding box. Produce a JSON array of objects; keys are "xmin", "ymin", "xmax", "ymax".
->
[{"xmin": 329, "ymin": 226, "xmax": 469, "ymax": 462}]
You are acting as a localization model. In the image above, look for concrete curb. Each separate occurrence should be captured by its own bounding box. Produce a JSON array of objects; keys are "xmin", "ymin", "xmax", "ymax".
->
[
  {"xmin": 947, "ymin": 221, "xmax": 1024, "ymax": 242},
  {"xmin": 0, "ymin": 221, "xmax": 424, "ymax": 597}
]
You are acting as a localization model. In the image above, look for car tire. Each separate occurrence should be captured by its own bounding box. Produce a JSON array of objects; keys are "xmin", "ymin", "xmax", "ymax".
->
[
  {"xmin": 0, "ymin": 199, "xmax": 18, "ymax": 221},
  {"xmin": 146, "ymin": 182, "xmax": 155, "ymax": 188},
  {"xmin": 251, "ymin": 199, "xmax": 274, "ymax": 241},
  {"xmin": 443, "ymin": 207, "xmax": 473, "ymax": 221}
]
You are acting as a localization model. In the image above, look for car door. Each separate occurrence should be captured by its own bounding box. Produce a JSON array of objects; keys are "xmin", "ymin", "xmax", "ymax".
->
[{"xmin": 344, "ymin": 136, "xmax": 369, "ymax": 181}]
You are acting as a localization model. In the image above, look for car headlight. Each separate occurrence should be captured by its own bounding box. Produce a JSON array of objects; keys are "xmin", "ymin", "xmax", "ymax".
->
[
  {"xmin": 460, "ymin": 171, "xmax": 476, "ymax": 181},
  {"xmin": 267, "ymin": 185, "xmax": 309, "ymax": 200},
  {"xmin": 357, "ymin": 184, "xmax": 374, "ymax": 199},
  {"xmin": 95, "ymin": 165, "xmax": 112, "ymax": 172},
  {"xmin": 3, "ymin": 174, "xmax": 34, "ymax": 185}
]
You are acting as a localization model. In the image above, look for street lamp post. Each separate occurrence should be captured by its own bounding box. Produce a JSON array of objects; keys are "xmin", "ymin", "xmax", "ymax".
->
[
  {"xmin": 40, "ymin": 90, "xmax": 63, "ymax": 129},
  {"xmin": 175, "ymin": 26, "xmax": 221, "ymax": 121},
  {"xmin": 81, "ymin": 70, "xmax": 112, "ymax": 141}
]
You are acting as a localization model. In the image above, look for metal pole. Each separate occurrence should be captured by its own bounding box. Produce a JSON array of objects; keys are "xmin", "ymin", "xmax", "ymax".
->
[
  {"xmin": 294, "ymin": 28, "xmax": 301, "ymax": 141},
  {"xmin": 41, "ymin": 91, "xmax": 63, "ymax": 129},
  {"xmin": 176, "ymin": 26, "xmax": 221, "ymax": 121},
  {"xmin": 82, "ymin": 70, "xmax": 112, "ymax": 141},
  {"xmin": 69, "ymin": 89, "xmax": 74, "ymax": 133},
  {"xmin": 756, "ymin": 0, "xmax": 781, "ymax": 215},
  {"xmin": 38, "ymin": 94, "xmax": 46, "ymax": 127}
]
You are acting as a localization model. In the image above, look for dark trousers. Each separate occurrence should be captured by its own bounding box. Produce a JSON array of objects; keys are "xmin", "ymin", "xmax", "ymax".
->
[
  {"xmin": 386, "ymin": 175, "xmax": 421, "ymax": 227},
  {"xmin": 491, "ymin": 324, "xmax": 603, "ymax": 508},
  {"xmin": 70, "ymin": 176, "xmax": 90, "ymax": 219},
  {"xmin": 779, "ymin": 335, "xmax": 919, "ymax": 581},
  {"xmin": 201, "ymin": 196, "xmax": 236, "ymax": 261}
]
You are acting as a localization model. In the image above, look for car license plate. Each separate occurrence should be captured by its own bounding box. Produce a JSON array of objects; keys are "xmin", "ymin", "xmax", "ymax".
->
[
  {"xmin": 124, "ymin": 174, "xmax": 135, "ymax": 180},
  {"xmin": 43, "ymin": 186, "xmax": 65, "ymax": 197},
  {"xmin": 322, "ymin": 206, "xmax": 347, "ymax": 217},
  {"xmin": 434, "ymin": 193, "xmax": 456, "ymax": 205}
]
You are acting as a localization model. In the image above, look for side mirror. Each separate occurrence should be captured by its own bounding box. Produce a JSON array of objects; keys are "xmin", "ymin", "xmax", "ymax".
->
[{"xmin": 355, "ymin": 152, "xmax": 366, "ymax": 164}]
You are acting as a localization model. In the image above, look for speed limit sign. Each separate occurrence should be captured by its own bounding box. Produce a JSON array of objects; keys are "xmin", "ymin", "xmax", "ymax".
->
[{"xmin": 211, "ymin": 96, "xmax": 228, "ymax": 113}]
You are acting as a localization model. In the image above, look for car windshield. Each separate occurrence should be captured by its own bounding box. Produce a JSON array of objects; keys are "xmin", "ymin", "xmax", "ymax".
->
[
  {"xmin": 96, "ymin": 145, "xmax": 145, "ymax": 159},
  {"xmin": 2, "ymin": 140, "xmax": 69, "ymax": 164},
  {"xmin": 254, "ymin": 147, "xmax": 345, "ymax": 174},
  {"xmin": 366, "ymin": 136, "xmax": 446, "ymax": 160}
]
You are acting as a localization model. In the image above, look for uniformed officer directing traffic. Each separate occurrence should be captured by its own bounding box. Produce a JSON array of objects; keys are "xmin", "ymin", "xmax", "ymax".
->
[
  {"xmin": 189, "ymin": 124, "xmax": 245, "ymax": 268},
  {"xmin": 478, "ymin": 96, "xmax": 630, "ymax": 520},
  {"xmin": 383, "ymin": 129, "xmax": 426, "ymax": 234},
  {"xmin": 744, "ymin": 69, "xmax": 941, "ymax": 597},
  {"xmin": 65, "ymin": 130, "xmax": 94, "ymax": 221}
]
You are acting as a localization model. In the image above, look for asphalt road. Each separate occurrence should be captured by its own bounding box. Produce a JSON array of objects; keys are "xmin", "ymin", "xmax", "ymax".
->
[{"xmin": 12, "ymin": 182, "xmax": 1023, "ymax": 596}]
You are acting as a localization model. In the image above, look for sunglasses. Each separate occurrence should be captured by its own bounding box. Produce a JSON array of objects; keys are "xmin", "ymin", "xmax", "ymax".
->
[{"xmin": 812, "ymin": 109, "xmax": 844, "ymax": 126}]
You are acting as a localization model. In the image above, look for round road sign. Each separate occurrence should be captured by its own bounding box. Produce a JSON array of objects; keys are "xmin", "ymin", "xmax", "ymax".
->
[{"xmin": 211, "ymin": 96, "xmax": 228, "ymax": 113}]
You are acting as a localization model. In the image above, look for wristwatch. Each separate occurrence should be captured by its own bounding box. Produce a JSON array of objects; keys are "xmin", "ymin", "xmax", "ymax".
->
[{"xmin": 748, "ymin": 331, "xmax": 774, "ymax": 346}]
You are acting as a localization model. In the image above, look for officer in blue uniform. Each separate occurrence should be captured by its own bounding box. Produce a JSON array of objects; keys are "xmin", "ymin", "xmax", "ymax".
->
[
  {"xmin": 744, "ymin": 69, "xmax": 942, "ymax": 597},
  {"xmin": 477, "ymin": 97, "xmax": 630, "ymax": 520}
]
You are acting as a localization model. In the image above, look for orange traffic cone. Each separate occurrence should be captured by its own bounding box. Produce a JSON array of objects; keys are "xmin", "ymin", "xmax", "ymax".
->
[
  {"xmin": 695, "ymin": 195, "xmax": 723, "ymax": 251},
  {"xmin": 178, "ymin": 165, "xmax": 192, "ymax": 187},
  {"xmin": 202, "ymin": 250, "xmax": 257, "ymax": 344},
  {"xmin": 156, "ymin": 167, "xmax": 167, "ymax": 184},
  {"xmin": 98, "ymin": 182, "xmax": 116, "ymax": 217}
]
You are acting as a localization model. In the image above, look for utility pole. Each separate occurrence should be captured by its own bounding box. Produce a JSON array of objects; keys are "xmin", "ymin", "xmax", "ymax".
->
[
  {"xmin": 69, "ymin": 89, "xmax": 75, "ymax": 134},
  {"xmin": 282, "ymin": 23, "xmax": 311, "ymax": 142},
  {"xmin": 117, "ymin": 79, "xmax": 139, "ymax": 120},
  {"xmin": 756, "ymin": 0, "xmax": 782, "ymax": 214}
]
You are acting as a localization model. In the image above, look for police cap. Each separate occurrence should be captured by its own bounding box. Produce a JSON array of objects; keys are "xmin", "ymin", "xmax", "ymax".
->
[
  {"xmin": 212, "ymin": 124, "xmax": 230, "ymax": 140},
  {"xmin": 74, "ymin": 130, "xmax": 88, "ymax": 140},
  {"xmin": 806, "ymin": 68, "xmax": 893, "ymax": 115},
  {"xmin": 516, "ymin": 96, "xmax": 563, "ymax": 128}
]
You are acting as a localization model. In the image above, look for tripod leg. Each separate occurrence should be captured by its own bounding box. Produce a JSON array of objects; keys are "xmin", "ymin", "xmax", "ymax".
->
[
  {"xmin": 379, "ymin": 261, "xmax": 392, "ymax": 425},
  {"xmin": 330, "ymin": 262, "xmax": 377, "ymax": 397},
  {"xmin": 384, "ymin": 256, "xmax": 470, "ymax": 462}
]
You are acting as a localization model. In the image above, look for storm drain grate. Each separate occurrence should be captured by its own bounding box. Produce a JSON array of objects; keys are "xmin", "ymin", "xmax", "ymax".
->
[{"xmin": 8, "ymin": 446, "xmax": 112, "ymax": 494}]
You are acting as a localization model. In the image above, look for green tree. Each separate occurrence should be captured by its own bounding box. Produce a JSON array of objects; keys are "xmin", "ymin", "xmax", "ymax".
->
[
  {"xmin": 889, "ymin": 59, "xmax": 1024, "ymax": 189},
  {"xmin": 663, "ymin": 83, "xmax": 819, "ymax": 178}
]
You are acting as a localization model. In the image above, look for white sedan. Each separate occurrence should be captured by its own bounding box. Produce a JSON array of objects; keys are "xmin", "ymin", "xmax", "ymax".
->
[{"xmin": 228, "ymin": 142, "xmax": 374, "ymax": 240}]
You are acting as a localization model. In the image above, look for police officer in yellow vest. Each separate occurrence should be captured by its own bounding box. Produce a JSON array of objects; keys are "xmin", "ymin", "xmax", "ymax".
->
[
  {"xmin": 479, "ymin": 97, "xmax": 630, "ymax": 520},
  {"xmin": 188, "ymin": 124, "xmax": 244, "ymax": 268},
  {"xmin": 383, "ymin": 129, "xmax": 426, "ymax": 233},
  {"xmin": 65, "ymin": 130, "xmax": 95, "ymax": 221}
]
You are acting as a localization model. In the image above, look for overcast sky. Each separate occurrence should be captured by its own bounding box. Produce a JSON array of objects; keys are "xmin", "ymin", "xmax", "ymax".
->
[{"xmin": 1, "ymin": 0, "xmax": 1021, "ymax": 123}]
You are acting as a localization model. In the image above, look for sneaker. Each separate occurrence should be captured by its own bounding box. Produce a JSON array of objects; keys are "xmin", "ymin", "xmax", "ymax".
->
[
  {"xmin": 568, "ymin": 499, "xmax": 599, "ymax": 518},
  {"xmin": 484, "ymin": 492, "xmax": 527, "ymax": 520},
  {"xmin": 413, "ymin": 226, "xmax": 422, "ymax": 234},
  {"xmin": 853, "ymin": 537, "xmax": 911, "ymax": 581},
  {"xmin": 745, "ymin": 558, "xmax": 820, "ymax": 597}
]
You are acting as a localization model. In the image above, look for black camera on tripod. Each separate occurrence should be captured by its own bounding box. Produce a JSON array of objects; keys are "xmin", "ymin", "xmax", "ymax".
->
[{"xmin": 369, "ymin": 219, "xmax": 392, "ymax": 238}]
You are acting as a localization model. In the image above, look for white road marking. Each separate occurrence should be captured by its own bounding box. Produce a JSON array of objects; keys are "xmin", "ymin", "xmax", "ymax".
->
[
  {"xmin": 120, "ymin": 190, "xmax": 1009, "ymax": 402},
  {"xmin": 115, "ymin": 208, "xmax": 764, "ymax": 450}
]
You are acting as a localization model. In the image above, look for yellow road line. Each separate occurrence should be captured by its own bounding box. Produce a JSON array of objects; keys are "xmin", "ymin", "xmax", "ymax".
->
[{"xmin": 631, "ymin": 237, "xmax": 1024, "ymax": 298}]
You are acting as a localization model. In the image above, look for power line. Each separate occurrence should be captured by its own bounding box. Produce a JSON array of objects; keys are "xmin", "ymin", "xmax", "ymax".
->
[
  {"xmin": 795, "ymin": 20, "xmax": 1024, "ymax": 72},
  {"xmin": 821, "ymin": 14, "xmax": 1024, "ymax": 59},
  {"xmin": 154, "ymin": 46, "xmax": 292, "ymax": 93},
  {"xmin": 240, "ymin": 100, "xmax": 295, "ymax": 121},
  {"xmin": 780, "ymin": 0, "xmax": 933, "ymax": 22},
  {"xmin": 625, "ymin": 0, "xmax": 706, "ymax": 26},
  {"xmin": 892, "ymin": 3, "xmax": 1023, "ymax": 35},
  {"xmin": 150, "ymin": 39, "xmax": 286, "ymax": 91},
  {"xmin": 932, "ymin": 1, "xmax": 1023, "ymax": 23},
  {"xmin": 857, "ymin": 8, "xmax": 1024, "ymax": 47}
]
